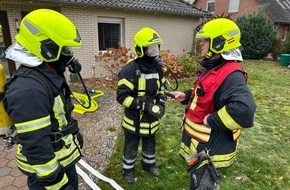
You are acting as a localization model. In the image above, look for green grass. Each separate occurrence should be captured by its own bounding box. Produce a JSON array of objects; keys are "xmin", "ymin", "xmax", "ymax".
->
[{"xmin": 97, "ymin": 60, "xmax": 290, "ymax": 190}]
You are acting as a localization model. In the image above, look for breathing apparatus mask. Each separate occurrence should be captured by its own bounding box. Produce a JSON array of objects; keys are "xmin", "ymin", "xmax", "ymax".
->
[
  {"xmin": 145, "ymin": 44, "xmax": 160, "ymax": 58},
  {"xmin": 65, "ymin": 56, "xmax": 82, "ymax": 74},
  {"xmin": 48, "ymin": 46, "xmax": 82, "ymax": 75},
  {"xmin": 48, "ymin": 46, "xmax": 92, "ymax": 110},
  {"xmin": 61, "ymin": 46, "xmax": 82, "ymax": 73},
  {"xmin": 143, "ymin": 44, "xmax": 164, "ymax": 69}
]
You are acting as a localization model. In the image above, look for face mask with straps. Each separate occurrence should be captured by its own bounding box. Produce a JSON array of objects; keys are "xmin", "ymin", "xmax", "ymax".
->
[
  {"xmin": 145, "ymin": 44, "xmax": 160, "ymax": 57},
  {"xmin": 61, "ymin": 46, "xmax": 82, "ymax": 73}
]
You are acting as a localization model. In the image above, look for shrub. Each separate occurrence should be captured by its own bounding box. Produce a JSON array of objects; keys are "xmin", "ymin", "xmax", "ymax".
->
[
  {"xmin": 236, "ymin": 10, "xmax": 276, "ymax": 59},
  {"xmin": 177, "ymin": 50, "xmax": 200, "ymax": 78},
  {"xmin": 271, "ymin": 38, "xmax": 282, "ymax": 61},
  {"xmin": 281, "ymin": 32, "xmax": 290, "ymax": 54},
  {"xmin": 95, "ymin": 46, "xmax": 183, "ymax": 80},
  {"xmin": 160, "ymin": 50, "xmax": 184, "ymax": 79},
  {"xmin": 95, "ymin": 46, "xmax": 134, "ymax": 80},
  {"xmin": 95, "ymin": 47, "xmax": 193, "ymax": 81}
]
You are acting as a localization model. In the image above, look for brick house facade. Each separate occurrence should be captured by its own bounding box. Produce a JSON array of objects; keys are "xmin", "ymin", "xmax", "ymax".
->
[
  {"xmin": 193, "ymin": 0, "xmax": 258, "ymax": 20},
  {"xmin": 0, "ymin": 0, "xmax": 210, "ymax": 79},
  {"xmin": 193, "ymin": 0, "xmax": 290, "ymax": 42}
]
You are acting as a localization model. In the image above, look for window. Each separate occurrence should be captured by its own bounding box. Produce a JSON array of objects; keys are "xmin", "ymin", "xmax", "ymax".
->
[
  {"xmin": 282, "ymin": 27, "xmax": 289, "ymax": 41},
  {"xmin": 98, "ymin": 18, "xmax": 123, "ymax": 50},
  {"xmin": 206, "ymin": 0, "xmax": 215, "ymax": 13},
  {"xmin": 228, "ymin": 0, "xmax": 240, "ymax": 13}
]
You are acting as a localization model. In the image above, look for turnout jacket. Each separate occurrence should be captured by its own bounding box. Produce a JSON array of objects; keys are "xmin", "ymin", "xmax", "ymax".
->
[
  {"xmin": 4, "ymin": 64, "xmax": 82, "ymax": 190},
  {"xmin": 116, "ymin": 58, "xmax": 166, "ymax": 136},
  {"xmin": 180, "ymin": 60, "xmax": 256, "ymax": 169}
]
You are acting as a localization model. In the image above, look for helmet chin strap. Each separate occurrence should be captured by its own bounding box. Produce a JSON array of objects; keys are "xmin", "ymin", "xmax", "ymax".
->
[{"xmin": 206, "ymin": 50, "xmax": 213, "ymax": 59}]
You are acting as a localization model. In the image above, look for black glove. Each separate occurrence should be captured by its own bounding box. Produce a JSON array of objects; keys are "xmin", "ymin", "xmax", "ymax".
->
[
  {"xmin": 156, "ymin": 94, "xmax": 166, "ymax": 106},
  {"xmin": 133, "ymin": 97, "xmax": 144, "ymax": 110},
  {"xmin": 133, "ymin": 96, "xmax": 149, "ymax": 110},
  {"xmin": 146, "ymin": 103, "xmax": 165, "ymax": 118},
  {"xmin": 68, "ymin": 58, "xmax": 82, "ymax": 73}
]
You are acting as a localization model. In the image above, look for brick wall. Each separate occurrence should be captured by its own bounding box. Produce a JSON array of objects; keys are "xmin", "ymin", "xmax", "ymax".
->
[{"xmin": 195, "ymin": 0, "xmax": 259, "ymax": 20}]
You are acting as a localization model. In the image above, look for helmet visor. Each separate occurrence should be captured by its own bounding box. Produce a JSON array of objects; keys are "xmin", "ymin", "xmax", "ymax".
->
[
  {"xmin": 145, "ymin": 44, "xmax": 160, "ymax": 57},
  {"xmin": 196, "ymin": 36, "xmax": 209, "ymax": 43},
  {"xmin": 61, "ymin": 46, "xmax": 73, "ymax": 56}
]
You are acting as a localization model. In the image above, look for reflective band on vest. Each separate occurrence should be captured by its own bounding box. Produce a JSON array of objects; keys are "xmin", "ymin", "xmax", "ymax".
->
[
  {"xmin": 184, "ymin": 117, "xmax": 211, "ymax": 143},
  {"xmin": 233, "ymin": 129, "xmax": 241, "ymax": 141}
]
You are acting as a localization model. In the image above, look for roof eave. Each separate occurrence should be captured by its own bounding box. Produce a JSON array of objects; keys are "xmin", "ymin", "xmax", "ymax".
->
[{"xmin": 33, "ymin": 0, "xmax": 211, "ymax": 17}]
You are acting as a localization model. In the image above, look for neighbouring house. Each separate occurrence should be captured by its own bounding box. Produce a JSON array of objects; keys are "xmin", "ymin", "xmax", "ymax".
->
[
  {"xmin": 193, "ymin": 0, "xmax": 290, "ymax": 43},
  {"xmin": 0, "ymin": 0, "xmax": 211, "ymax": 79}
]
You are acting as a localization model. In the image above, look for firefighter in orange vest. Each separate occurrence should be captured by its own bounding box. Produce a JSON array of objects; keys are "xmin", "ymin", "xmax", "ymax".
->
[{"xmin": 170, "ymin": 18, "xmax": 256, "ymax": 189}]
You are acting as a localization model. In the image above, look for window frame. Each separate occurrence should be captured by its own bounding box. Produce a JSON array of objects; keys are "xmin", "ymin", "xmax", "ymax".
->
[
  {"xmin": 97, "ymin": 17, "xmax": 123, "ymax": 51},
  {"xmin": 206, "ymin": 0, "xmax": 215, "ymax": 13},
  {"xmin": 282, "ymin": 26, "xmax": 289, "ymax": 41},
  {"xmin": 228, "ymin": 0, "xmax": 240, "ymax": 13}
]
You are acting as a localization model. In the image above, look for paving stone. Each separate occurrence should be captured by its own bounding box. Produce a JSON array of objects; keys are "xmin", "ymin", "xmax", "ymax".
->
[
  {"xmin": 6, "ymin": 149, "xmax": 16, "ymax": 160},
  {"xmin": 0, "ymin": 158, "xmax": 9, "ymax": 167},
  {"xmin": 13, "ymin": 175, "xmax": 27, "ymax": 188},
  {"xmin": 0, "ymin": 149, "xmax": 8, "ymax": 158},
  {"xmin": 7, "ymin": 159, "xmax": 17, "ymax": 167},
  {"xmin": 10, "ymin": 167, "xmax": 22, "ymax": 177},
  {"xmin": 0, "ymin": 175, "xmax": 14, "ymax": 188},
  {"xmin": 0, "ymin": 166, "xmax": 12, "ymax": 177},
  {"xmin": 1, "ymin": 185, "xmax": 18, "ymax": 190},
  {"xmin": 18, "ymin": 185, "xmax": 29, "ymax": 190}
]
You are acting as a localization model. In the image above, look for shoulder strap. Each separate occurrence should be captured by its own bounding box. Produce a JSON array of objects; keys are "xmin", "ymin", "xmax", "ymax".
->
[
  {"xmin": 2, "ymin": 66, "xmax": 54, "ymax": 105},
  {"xmin": 130, "ymin": 59, "xmax": 165, "ymax": 95},
  {"xmin": 130, "ymin": 60, "xmax": 141, "ymax": 78}
]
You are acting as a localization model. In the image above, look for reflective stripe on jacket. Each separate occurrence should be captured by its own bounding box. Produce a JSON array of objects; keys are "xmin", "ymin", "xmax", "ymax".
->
[
  {"xmin": 117, "ymin": 58, "xmax": 166, "ymax": 135},
  {"xmin": 4, "ymin": 64, "xmax": 81, "ymax": 189},
  {"xmin": 180, "ymin": 61, "xmax": 253, "ymax": 169}
]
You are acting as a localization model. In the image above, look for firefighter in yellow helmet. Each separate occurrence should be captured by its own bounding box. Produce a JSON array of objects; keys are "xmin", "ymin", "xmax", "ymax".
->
[
  {"xmin": 3, "ymin": 9, "xmax": 83, "ymax": 190},
  {"xmin": 116, "ymin": 27, "xmax": 167, "ymax": 183},
  {"xmin": 170, "ymin": 18, "xmax": 256, "ymax": 189}
]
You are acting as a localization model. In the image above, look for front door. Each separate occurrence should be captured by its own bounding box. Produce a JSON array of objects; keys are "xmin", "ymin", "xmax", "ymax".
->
[{"xmin": 0, "ymin": 11, "xmax": 15, "ymax": 78}]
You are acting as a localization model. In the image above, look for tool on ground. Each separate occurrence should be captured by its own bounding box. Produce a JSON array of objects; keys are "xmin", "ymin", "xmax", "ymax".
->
[{"xmin": 72, "ymin": 90, "xmax": 104, "ymax": 114}]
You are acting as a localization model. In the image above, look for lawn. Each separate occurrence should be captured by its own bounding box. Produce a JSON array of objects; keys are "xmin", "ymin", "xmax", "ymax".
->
[{"xmin": 98, "ymin": 60, "xmax": 290, "ymax": 190}]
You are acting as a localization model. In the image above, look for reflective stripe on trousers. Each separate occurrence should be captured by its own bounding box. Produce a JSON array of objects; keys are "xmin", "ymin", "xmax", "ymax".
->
[{"xmin": 122, "ymin": 130, "xmax": 156, "ymax": 174}]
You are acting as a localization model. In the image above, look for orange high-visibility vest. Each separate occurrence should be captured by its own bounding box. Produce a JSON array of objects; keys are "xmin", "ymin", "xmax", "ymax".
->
[{"xmin": 184, "ymin": 61, "xmax": 245, "ymax": 143}]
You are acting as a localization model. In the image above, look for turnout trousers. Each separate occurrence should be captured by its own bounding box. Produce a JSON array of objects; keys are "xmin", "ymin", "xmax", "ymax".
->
[{"xmin": 122, "ymin": 130, "xmax": 156, "ymax": 174}]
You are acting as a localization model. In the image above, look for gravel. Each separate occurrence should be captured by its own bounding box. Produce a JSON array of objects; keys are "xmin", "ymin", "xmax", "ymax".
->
[{"xmin": 71, "ymin": 87, "xmax": 122, "ymax": 189}]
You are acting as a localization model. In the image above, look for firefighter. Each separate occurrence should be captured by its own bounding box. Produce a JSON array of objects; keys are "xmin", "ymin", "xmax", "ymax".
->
[
  {"xmin": 170, "ymin": 18, "xmax": 256, "ymax": 189},
  {"xmin": 116, "ymin": 27, "xmax": 167, "ymax": 183},
  {"xmin": 3, "ymin": 9, "xmax": 83, "ymax": 190}
]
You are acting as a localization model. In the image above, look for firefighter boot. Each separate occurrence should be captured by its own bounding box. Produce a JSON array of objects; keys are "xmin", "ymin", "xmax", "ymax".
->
[
  {"xmin": 144, "ymin": 167, "xmax": 160, "ymax": 177},
  {"xmin": 124, "ymin": 172, "xmax": 134, "ymax": 184}
]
